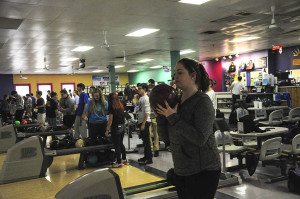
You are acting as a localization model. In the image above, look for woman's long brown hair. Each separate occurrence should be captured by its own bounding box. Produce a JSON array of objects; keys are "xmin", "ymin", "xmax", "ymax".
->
[
  {"xmin": 108, "ymin": 93, "xmax": 124, "ymax": 118},
  {"xmin": 89, "ymin": 88, "xmax": 106, "ymax": 114}
]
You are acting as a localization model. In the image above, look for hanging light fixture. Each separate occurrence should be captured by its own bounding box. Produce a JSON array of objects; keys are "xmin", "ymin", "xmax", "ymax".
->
[
  {"xmin": 235, "ymin": 54, "xmax": 239, "ymax": 57},
  {"xmin": 215, "ymin": 58, "xmax": 219, "ymax": 61},
  {"xmin": 228, "ymin": 55, "xmax": 232, "ymax": 59},
  {"xmin": 223, "ymin": 56, "xmax": 227, "ymax": 60}
]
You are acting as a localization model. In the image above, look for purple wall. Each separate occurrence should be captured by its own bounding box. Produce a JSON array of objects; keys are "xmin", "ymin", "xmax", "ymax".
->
[
  {"xmin": 271, "ymin": 45, "xmax": 300, "ymax": 72},
  {"xmin": 0, "ymin": 74, "xmax": 14, "ymax": 99}
]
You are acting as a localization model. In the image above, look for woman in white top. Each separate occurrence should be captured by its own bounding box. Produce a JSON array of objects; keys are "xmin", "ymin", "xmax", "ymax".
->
[{"xmin": 206, "ymin": 79, "xmax": 217, "ymax": 115}]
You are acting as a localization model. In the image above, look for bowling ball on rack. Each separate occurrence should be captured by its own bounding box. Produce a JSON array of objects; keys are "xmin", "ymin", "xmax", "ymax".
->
[
  {"xmin": 21, "ymin": 120, "xmax": 27, "ymax": 125},
  {"xmin": 15, "ymin": 121, "xmax": 20, "ymax": 125},
  {"xmin": 50, "ymin": 140, "xmax": 60, "ymax": 150},
  {"xmin": 75, "ymin": 139, "xmax": 85, "ymax": 148},
  {"xmin": 61, "ymin": 135, "xmax": 74, "ymax": 148},
  {"xmin": 149, "ymin": 84, "xmax": 178, "ymax": 109},
  {"xmin": 262, "ymin": 98, "xmax": 271, "ymax": 107},
  {"xmin": 84, "ymin": 137, "xmax": 97, "ymax": 146},
  {"xmin": 86, "ymin": 153, "xmax": 98, "ymax": 165}
]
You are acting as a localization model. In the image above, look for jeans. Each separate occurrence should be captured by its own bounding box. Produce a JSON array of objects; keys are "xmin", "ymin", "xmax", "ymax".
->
[
  {"xmin": 111, "ymin": 124, "xmax": 126, "ymax": 164},
  {"xmin": 139, "ymin": 122, "xmax": 152, "ymax": 160}
]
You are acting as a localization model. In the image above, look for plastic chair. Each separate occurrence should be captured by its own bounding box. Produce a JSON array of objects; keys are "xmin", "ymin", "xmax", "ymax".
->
[
  {"xmin": 282, "ymin": 134, "xmax": 300, "ymax": 166},
  {"xmin": 258, "ymin": 137, "xmax": 287, "ymax": 182},
  {"xmin": 259, "ymin": 110, "xmax": 283, "ymax": 126},
  {"xmin": 254, "ymin": 109, "xmax": 267, "ymax": 122},
  {"xmin": 283, "ymin": 107, "xmax": 300, "ymax": 123},
  {"xmin": 214, "ymin": 118, "xmax": 246, "ymax": 172}
]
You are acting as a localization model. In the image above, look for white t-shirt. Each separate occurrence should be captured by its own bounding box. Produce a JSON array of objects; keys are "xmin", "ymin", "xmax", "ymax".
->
[
  {"xmin": 232, "ymin": 81, "xmax": 245, "ymax": 95},
  {"xmin": 206, "ymin": 90, "xmax": 217, "ymax": 115},
  {"xmin": 137, "ymin": 95, "xmax": 151, "ymax": 124}
]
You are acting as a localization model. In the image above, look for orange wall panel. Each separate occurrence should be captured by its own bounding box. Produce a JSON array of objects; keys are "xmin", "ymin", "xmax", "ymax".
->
[{"xmin": 13, "ymin": 73, "xmax": 129, "ymax": 95}]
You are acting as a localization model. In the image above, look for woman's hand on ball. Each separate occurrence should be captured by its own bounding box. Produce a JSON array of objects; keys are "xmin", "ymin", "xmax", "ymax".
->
[{"xmin": 156, "ymin": 100, "xmax": 178, "ymax": 118}]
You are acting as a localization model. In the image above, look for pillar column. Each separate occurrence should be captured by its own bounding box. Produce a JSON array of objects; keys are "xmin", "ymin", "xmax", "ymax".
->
[
  {"xmin": 170, "ymin": 50, "xmax": 180, "ymax": 78},
  {"xmin": 108, "ymin": 65, "xmax": 116, "ymax": 93}
]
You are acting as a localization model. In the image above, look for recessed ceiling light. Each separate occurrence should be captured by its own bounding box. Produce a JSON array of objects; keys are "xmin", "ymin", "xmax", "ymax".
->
[
  {"xmin": 150, "ymin": 65, "xmax": 162, "ymax": 69},
  {"xmin": 34, "ymin": 70, "xmax": 44, "ymax": 72},
  {"xmin": 127, "ymin": 70, "xmax": 139, "ymax": 73},
  {"xmin": 179, "ymin": 0, "xmax": 211, "ymax": 5},
  {"xmin": 137, "ymin": 59, "xmax": 154, "ymax": 63},
  {"xmin": 126, "ymin": 28, "xmax": 160, "ymax": 37},
  {"xmin": 230, "ymin": 49, "xmax": 254, "ymax": 53},
  {"xmin": 92, "ymin": 70, "xmax": 104, "ymax": 73},
  {"xmin": 72, "ymin": 46, "xmax": 94, "ymax": 52},
  {"xmin": 229, "ymin": 37, "xmax": 260, "ymax": 43},
  {"xmin": 61, "ymin": 58, "xmax": 79, "ymax": 62},
  {"xmin": 115, "ymin": 65, "xmax": 125, "ymax": 68},
  {"xmin": 180, "ymin": 49, "xmax": 196, "ymax": 55}
]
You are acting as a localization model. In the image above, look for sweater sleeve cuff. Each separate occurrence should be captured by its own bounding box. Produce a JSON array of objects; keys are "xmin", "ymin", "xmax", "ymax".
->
[{"xmin": 166, "ymin": 113, "xmax": 180, "ymax": 126}]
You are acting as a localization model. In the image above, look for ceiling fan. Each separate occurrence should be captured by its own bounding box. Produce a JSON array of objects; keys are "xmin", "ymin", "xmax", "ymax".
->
[
  {"xmin": 123, "ymin": 50, "xmax": 127, "ymax": 62},
  {"xmin": 19, "ymin": 71, "xmax": 28, "ymax": 79},
  {"xmin": 268, "ymin": 5, "xmax": 284, "ymax": 32},
  {"xmin": 100, "ymin": 31, "xmax": 116, "ymax": 51},
  {"xmin": 43, "ymin": 56, "xmax": 50, "ymax": 70}
]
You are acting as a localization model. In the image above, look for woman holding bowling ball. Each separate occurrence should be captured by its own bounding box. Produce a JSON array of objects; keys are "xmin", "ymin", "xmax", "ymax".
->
[{"xmin": 154, "ymin": 58, "xmax": 221, "ymax": 199}]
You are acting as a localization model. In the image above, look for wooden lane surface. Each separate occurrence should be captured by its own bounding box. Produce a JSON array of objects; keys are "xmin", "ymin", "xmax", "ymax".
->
[{"xmin": 0, "ymin": 154, "xmax": 164, "ymax": 199}]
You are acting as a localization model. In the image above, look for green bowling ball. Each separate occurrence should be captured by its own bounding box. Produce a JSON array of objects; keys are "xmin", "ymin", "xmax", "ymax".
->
[{"xmin": 15, "ymin": 121, "xmax": 20, "ymax": 125}]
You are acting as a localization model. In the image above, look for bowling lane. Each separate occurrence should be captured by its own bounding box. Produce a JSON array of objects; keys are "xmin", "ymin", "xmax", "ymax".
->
[{"xmin": 0, "ymin": 154, "xmax": 164, "ymax": 199}]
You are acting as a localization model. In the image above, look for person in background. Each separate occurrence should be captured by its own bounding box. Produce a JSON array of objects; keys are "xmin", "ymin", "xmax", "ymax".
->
[
  {"xmin": 85, "ymin": 88, "xmax": 108, "ymax": 140},
  {"xmin": 124, "ymin": 83, "xmax": 132, "ymax": 102},
  {"xmin": 89, "ymin": 86, "xmax": 95, "ymax": 100},
  {"xmin": 25, "ymin": 94, "xmax": 32, "ymax": 117},
  {"xmin": 137, "ymin": 83, "xmax": 152, "ymax": 165},
  {"xmin": 59, "ymin": 90, "xmax": 75, "ymax": 129},
  {"xmin": 105, "ymin": 93, "xmax": 127, "ymax": 168},
  {"xmin": 154, "ymin": 58, "xmax": 221, "ymax": 199},
  {"xmin": 10, "ymin": 90, "xmax": 24, "ymax": 122},
  {"xmin": 206, "ymin": 79, "xmax": 217, "ymax": 115},
  {"xmin": 73, "ymin": 90, "xmax": 79, "ymax": 113},
  {"xmin": 68, "ymin": 89, "xmax": 72, "ymax": 98},
  {"xmin": 46, "ymin": 92, "xmax": 61, "ymax": 128},
  {"xmin": 46, "ymin": 90, "xmax": 51, "ymax": 102},
  {"xmin": 1, "ymin": 94, "xmax": 10, "ymax": 123},
  {"xmin": 230, "ymin": 76, "xmax": 245, "ymax": 111},
  {"xmin": 36, "ymin": 91, "xmax": 46, "ymax": 126},
  {"xmin": 148, "ymin": 79, "xmax": 160, "ymax": 157},
  {"xmin": 74, "ymin": 83, "xmax": 89, "ymax": 139},
  {"xmin": 30, "ymin": 93, "xmax": 36, "ymax": 104}
]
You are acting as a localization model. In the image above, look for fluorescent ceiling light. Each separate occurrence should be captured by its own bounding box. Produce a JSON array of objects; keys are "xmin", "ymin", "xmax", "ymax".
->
[
  {"xmin": 137, "ymin": 59, "xmax": 154, "ymax": 63},
  {"xmin": 34, "ymin": 70, "xmax": 44, "ymax": 72},
  {"xmin": 61, "ymin": 58, "xmax": 79, "ymax": 62},
  {"xmin": 92, "ymin": 70, "xmax": 104, "ymax": 73},
  {"xmin": 150, "ymin": 65, "xmax": 162, "ymax": 69},
  {"xmin": 180, "ymin": 49, "xmax": 196, "ymax": 55},
  {"xmin": 127, "ymin": 70, "xmax": 139, "ymax": 73},
  {"xmin": 115, "ymin": 65, "xmax": 125, "ymax": 68},
  {"xmin": 179, "ymin": 0, "xmax": 211, "ymax": 5},
  {"xmin": 126, "ymin": 28, "xmax": 159, "ymax": 37},
  {"xmin": 72, "ymin": 46, "xmax": 94, "ymax": 52},
  {"xmin": 229, "ymin": 37, "xmax": 260, "ymax": 43},
  {"xmin": 230, "ymin": 49, "xmax": 254, "ymax": 53}
]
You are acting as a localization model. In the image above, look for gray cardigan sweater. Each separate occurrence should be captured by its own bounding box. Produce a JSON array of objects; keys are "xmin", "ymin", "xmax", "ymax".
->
[{"xmin": 157, "ymin": 91, "xmax": 220, "ymax": 176}]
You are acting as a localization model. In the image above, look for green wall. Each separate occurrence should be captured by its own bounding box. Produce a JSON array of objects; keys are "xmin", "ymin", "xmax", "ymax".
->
[{"xmin": 128, "ymin": 69, "xmax": 172, "ymax": 84}]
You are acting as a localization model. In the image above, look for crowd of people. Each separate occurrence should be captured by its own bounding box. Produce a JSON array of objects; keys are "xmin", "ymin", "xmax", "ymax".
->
[{"xmin": 0, "ymin": 58, "xmax": 221, "ymax": 199}]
